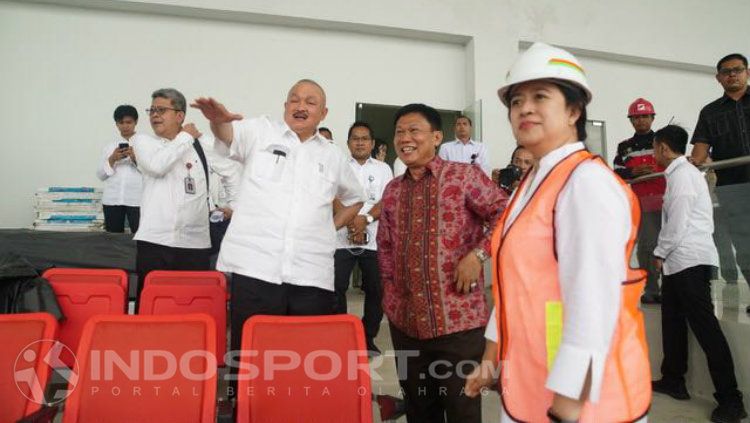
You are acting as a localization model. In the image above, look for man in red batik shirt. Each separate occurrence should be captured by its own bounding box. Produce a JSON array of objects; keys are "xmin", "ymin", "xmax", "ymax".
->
[{"xmin": 377, "ymin": 103, "xmax": 507, "ymax": 423}]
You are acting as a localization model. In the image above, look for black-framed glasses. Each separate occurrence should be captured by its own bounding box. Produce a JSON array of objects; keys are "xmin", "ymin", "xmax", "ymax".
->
[
  {"xmin": 349, "ymin": 136, "xmax": 373, "ymax": 142},
  {"xmin": 718, "ymin": 66, "xmax": 747, "ymax": 76},
  {"xmin": 146, "ymin": 107, "xmax": 181, "ymax": 116}
]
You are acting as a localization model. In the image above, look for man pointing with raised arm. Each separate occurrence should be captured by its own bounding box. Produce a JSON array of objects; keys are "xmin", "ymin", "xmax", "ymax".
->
[{"xmin": 192, "ymin": 79, "xmax": 365, "ymax": 355}]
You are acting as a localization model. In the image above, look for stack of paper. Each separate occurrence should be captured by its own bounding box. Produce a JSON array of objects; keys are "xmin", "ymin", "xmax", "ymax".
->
[{"xmin": 33, "ymin": 187, "xmax": 104, "ymax": 232}]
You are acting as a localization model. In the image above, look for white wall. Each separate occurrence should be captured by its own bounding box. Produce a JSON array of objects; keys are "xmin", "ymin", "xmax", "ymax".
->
[
  {"xmin": 0, "ymin": 1, "xmax": 466, "ymax": 227},
  {"xmin": 2, "ymin": 0, "xmax": 749, "ymax": 227}
]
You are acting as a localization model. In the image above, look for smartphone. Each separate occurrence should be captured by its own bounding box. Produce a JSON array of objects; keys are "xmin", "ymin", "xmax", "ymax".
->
[{"xmin": 118, "ymin": 142, "xmax": 129, "ymax": 150}]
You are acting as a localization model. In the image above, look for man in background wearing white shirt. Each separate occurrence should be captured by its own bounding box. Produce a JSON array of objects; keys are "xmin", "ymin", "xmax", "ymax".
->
[
  {"xmin": 437, "ymin": 115, "xmax": 489, "ymax": 174},
  {"xmin": 334, "ymin": 121, "xmax": 393, "ymax": 355},
  {"xmin": 96, "ymin": 105, "xmax": 142, "ymax": 233},
  {"xmin": 192, "ymin": 80, "xmax": 365, "ymax": 357},
  {"xmin": 651, "ymin": 124, "xmax": 746, "ymax": 423},
  {"xmin": 131, "ymin": 88, "xmax": 211, "ymax": 304}
]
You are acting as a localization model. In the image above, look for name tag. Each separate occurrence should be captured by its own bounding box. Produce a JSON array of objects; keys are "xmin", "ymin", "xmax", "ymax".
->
[{"xmin": 184, "ymin": 176, "xmax": 196, "ymax": 194}]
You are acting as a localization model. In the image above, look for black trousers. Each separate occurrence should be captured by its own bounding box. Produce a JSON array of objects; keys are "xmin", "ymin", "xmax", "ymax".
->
[
  {"xmin": 103, "ymin": 205, "xmax": 140, "ymax": 233},
  {"xmin": 389, "ymin": 324, "xmax": 484, "ymax": 423},
  {"xmin": 637, "ymin": 210, "xmax": 662, "ymax": 297},
  {"xmin": 134, "ymin": 241, "xmax": 210, "ymax": 307},
  {"xmin": 333, "ymin": 248, "xmax": 383, "ymax": 341},
  {"xmin": 660, "ymin": 265, "xmax": 742, "ymax": 403},
  {"xmin": 229, "ymin": 274, "xmax": 336, "ymax": 353}
]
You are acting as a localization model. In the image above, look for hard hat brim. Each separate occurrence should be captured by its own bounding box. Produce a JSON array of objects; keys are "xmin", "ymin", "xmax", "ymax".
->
[{"xmin": 497, "ymin": 77, "xmax": 593, "ymax": 107}]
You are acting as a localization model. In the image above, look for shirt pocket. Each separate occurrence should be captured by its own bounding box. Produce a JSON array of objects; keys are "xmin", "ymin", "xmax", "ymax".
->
[
  {"xmin": 708, "ymin": 111, "xmax": 731, "ymax": 138},
  {"xmin": 250, "ymin": 148, "xmax": 287, "ymax": 182},
  {"xmin": 304, "ymin": 162, "xmax": 336, "ymax": 201}
]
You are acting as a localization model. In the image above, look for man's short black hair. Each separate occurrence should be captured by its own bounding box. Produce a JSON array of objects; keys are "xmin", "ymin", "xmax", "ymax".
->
[
  {"xmin": 456, "ymin": 115, "xmax": 472, "ymax": 126},
  {"xmin": 347, "ymin": 121, "xmax": 374, "ymax": 141},
  {"xmin": 654, "ymin": 124, "xmax": 688, "ymax": 155},
  {"xmin": 717, "ymin": 53, "xmax": 748, "ymax": 72},
  {"xmin": 393, "ymin": 103, "xmax": 442, "ymax": 132},
  {"xmin": 319, "ymin": 127, "xmax": 332, "ymax": 136},
  {"xmin": 113, "ymin": 105, "xmax": 138, "ymax": 122}
]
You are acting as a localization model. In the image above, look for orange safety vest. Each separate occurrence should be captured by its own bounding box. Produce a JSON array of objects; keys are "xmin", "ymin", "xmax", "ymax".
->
[{"xmin": 491, "ymin": 149, "xmax": 651, "ymax": 422}]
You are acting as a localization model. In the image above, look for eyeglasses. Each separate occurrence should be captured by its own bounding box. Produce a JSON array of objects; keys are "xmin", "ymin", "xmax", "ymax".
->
[
  {"xmin": 718, "ymin": 66, "xmax": 747, "ymax": 76},
  {"xmin": 146, "ymin": 107, "xmax": 181, "ymax": 116},
  {"xmin": 394, "ymin": 128, "xmax": 434, "ymax": 139},
  {"xmin": 349, "ymin": 136, "xmax": 372, "ymax": 142}
]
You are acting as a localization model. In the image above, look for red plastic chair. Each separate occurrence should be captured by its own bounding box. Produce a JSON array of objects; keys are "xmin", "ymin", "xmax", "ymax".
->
[
  {"xmin": 43, "ymin": 269, "xmax": 127, "ymax": 368},
  {"xmin": 139, "ymin": 280, "xmax": 227, "ymax": 365},
  {"xmin": 61, "ymin": 314, "xmax": 217, "ymax": 423},
  {"xmin": 237, "ymin": 315, "xmax": 373, "ymax": 423},
  {"xmin": 0, "ymin": 313, "xmax": 59, "ymax": 423},
  {"xmin": 144, "ymin": 270, "xmax": 228, "ymax": 299}
]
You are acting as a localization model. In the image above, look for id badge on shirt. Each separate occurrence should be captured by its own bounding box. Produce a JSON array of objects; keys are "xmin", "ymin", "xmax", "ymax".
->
[{"xmin": 184, "ymin": 176, "xmax": 196, "ymax": 194}]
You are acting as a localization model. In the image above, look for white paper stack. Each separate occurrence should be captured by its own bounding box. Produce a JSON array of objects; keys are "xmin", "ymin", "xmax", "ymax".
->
[{"xmin": 33, "ymin": 187, "xmax": 104, "ymax": 232}]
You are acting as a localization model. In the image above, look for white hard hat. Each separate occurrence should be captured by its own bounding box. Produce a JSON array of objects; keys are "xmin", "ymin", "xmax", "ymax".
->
[{"xmin": 497, "ymin": 42, "xmax": 592, "ymax": 107}]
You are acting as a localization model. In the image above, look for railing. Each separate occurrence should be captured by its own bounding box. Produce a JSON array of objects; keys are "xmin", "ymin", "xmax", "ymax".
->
[{"xmin": 628, "ymin": 155, "xmax": 750, "ymax": 183}]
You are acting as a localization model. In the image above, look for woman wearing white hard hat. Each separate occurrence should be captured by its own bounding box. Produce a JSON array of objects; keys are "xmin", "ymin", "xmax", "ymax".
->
[{"xmin": 465, "ymin": 42, "xmax": 651, "ymax": 422}]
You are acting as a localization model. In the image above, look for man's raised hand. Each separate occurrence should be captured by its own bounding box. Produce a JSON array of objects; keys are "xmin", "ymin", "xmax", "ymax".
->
[{"xmin": 190, "ymin": 97, "xmax": 243, "ymax": 123}]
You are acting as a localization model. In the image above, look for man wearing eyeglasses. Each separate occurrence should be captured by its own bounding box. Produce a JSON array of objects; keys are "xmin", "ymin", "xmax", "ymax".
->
[
  {"xmin": 131, "ymin": 88, "xmax": 237, "ymax": 306},
  {"xmin": 691, "ymin": 53, "xmax": 750, "ymax": 314},
  {"xmin": 191, "ymin": 80, "xmax": 365, "ymax": 359},
  {"xmin": 333, "ymin": 121, "xmax": 393, "ymax": 356}
]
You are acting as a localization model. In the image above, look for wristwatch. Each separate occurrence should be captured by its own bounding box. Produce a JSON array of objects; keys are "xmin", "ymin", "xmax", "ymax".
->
[
  {"xmin": 473, "ymin": 248, "xmax": 489, "ymax": 263},
  {"xmin": 365, "ymin": 214, "xmax": 375, "ymax": 224}
]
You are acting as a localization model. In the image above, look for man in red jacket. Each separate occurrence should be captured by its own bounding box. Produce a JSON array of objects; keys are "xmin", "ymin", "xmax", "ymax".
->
[{"xmin": 614, "ymin": 98, "xmax": 666, "ymax": 303}]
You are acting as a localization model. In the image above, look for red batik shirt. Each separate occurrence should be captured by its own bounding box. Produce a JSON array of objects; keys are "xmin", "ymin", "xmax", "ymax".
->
[{"xmin": 377, "ymin": 156, "xmax": 507, "ymax": 340}]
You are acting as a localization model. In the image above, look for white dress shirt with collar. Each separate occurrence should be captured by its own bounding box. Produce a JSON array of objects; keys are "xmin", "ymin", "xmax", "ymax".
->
[
  {"xmin": 654, "ymin": 156, "xmax": 718, "ymax": 275},
  {"xmin": 336, "ymin": 157, "xmax": 393, "ymax": 251},
  {"xmin": 96, "ymin": 137, "xmax": 143, "ymax": 206},
  {"xmin": 485, "ymin": 142, "xmax": 632, "ymax": 408},
  {"xmin": 215, "ymin": 116, "xmax": 366, "ymax": 291},
  {"xmin": 132, "ymin": 131, "xmax": 225, "ymax": 249},
  {"xmin": 438, "ymin": 138, "xmax": 490, "ymax": 175}
]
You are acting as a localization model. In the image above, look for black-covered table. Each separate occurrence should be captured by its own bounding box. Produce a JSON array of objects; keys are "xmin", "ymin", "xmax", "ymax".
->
[{"xmin": 0, "ymin": 229, "xmax": 136, "ymax": 273}]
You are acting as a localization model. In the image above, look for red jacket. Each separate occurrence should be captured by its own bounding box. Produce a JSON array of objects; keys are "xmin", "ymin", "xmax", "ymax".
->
[{"xmin": 613, "ymin": 131, "xmax": 666, "ymax": 212}]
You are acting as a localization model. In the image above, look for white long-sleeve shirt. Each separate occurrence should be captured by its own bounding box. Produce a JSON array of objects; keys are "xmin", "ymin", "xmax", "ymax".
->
[
  {"xmin": 438, "ymin": 139, "xmax": 490, "ymax": 175},
  {"xmin": 132, "ymin": 132, "xmax": 235, "ymax": 249},
  {"xmin": 215, "ymin": 116, "xmax": 366, "ymax": 291},
  {"xmin": 96, "ymin": 138, "xmax": 142, "ymax": 206},
  {"xmin": 485, "ymin": 142, "xmax": 631, "ymax": 405},
  {"xmin": 654, "ymin": 156, "xmax": 718, "ymax": 275},
  {"xmin": 335, "ymin": 157, "xmax": 393, "ymax": 251}
]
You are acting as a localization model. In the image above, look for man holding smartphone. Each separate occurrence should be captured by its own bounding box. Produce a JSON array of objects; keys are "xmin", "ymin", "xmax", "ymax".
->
[
  {"xmin": 96, "ymin": 104, "xmax": 143, "ymax": 233},
  {"xmin": 333, "ymin": 121, "xmax": 393, "ymax": 355}
]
